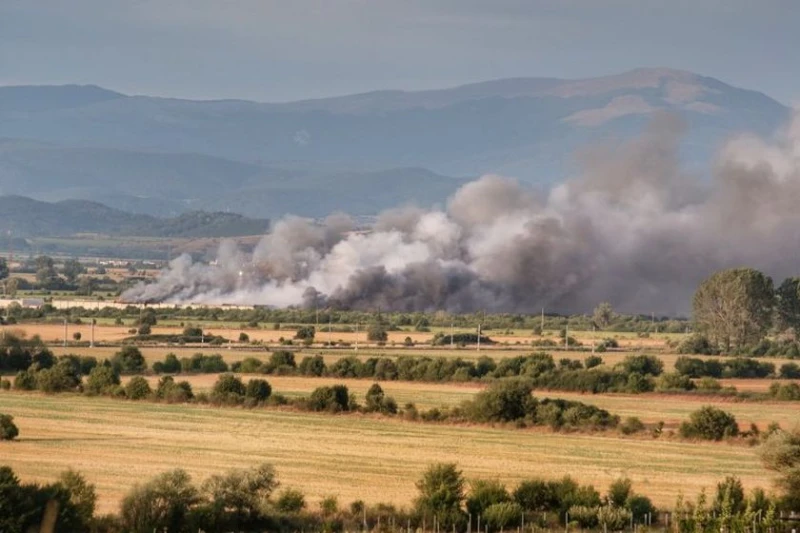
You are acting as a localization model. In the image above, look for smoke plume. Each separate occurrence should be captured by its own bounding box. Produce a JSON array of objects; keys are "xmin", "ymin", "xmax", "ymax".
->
[{"xmin": 122, "ymin": 111, "xmax": 800, "ymax": 315}]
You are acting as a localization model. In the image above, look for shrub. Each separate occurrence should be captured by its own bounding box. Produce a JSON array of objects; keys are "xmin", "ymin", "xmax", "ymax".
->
[
  {"xmin": 466, "ymin": 479, "xmax": 510, "ymax": 516},
  {"xmin": 414, "ymin": 463, "xmax": 466, "ymax": 531},
  {"xmin": 85, "ymin": 365, "xmax": 121, "ymax": 394},
  {"xmin": 656, "ymin": 373, "xmax": 696, "ymax": 391},
  {"xmin": 245, "ymin": 378, "xmax": 272, "ymax": 402},
  {"xmin": 483, "ymin": 501, "xmax": 523, "ymax": 530},
  {"xmin": 235, "ymin": 357, "xmax": 265, "ymax": 374},
  {"xmin": 307, "ymin": 385, "xmax": 351, "ymax": 412},
  {"xmin": 35, "ymin": 360, "xmax": 81, "ymax": 393},
  {"xmin": 212, "ymin": 374, "xmax": 246, "ymax": 398},
  {"xmin": 155, "ymin": 376, "xmax": 193, "ymax": 403},
  {"xmin": 112, "ymin": 346, "xmax": 146, "ymax": 374},
  {"xmin": 0, "ymin": 413, "xmax": 19, "ymax": 440},
  {"xmin": 294, "ymin": 326, "xmax": 315, "ymax": 340},
  {"xmin": 679, "ymin": 406, "xmax": 739, "ymax": 440},
  {"xmin": 619, "ymin": 416, "xmax": 646, "ymax": 435},
  {"xmin": 364, "ymin": 383, "xmax": 397, "ymax": 414},
  {"xmin": 137, "ymin": 324, "xmax": 152, "ymax": 335},
  {"xmin": 238, "ymin": 332, "xmax": 250, "ymax": 343},
  {"xmin": 618, "ymin": 355, "xmax": 664, "ymax": 376},
  {"xmin": 152, "ymin": 353, "xmax": 181, "ymax": 374},
  {"xmin": 125, "ymin": 376, "xmax": 152, "ymax": 400},
  {"xmin": 606, "ymin": 478, "xmax": 632, "ymax": 507},
  {"xmin": 584, "ymin": 355, "xmax": 604, "ymax": 369},
  {"xmin": 779, "ymin": 363, "xmax": 800, "ymax": 379},
  {"xmin": 276, "ymin": 488, "xmax": 306, "ymax": 513},
  {"xmin": 367, "ymin": 324, "xmax": 388, "ymax": 342},
  {"xmin": 678, "ymin": 334, "xmax": 718, "ymax": 355},
  {"xmin": 513, "ymin": 479, "xmax": 557, "ymax": 512},
  {"xmin": 298, "ymin": 355, "xmax": 326, "ymax": 376},
  {"xmin": 13, "ymin": 370, "xmax": 36, "ymax": 391},
  {"xmin": 466, "ymin": 380, "xmax": 536, "ymax": 422},
  {"xmin": 0, "ymin": 379, "xmax": 9, "ymax": 390},
  {"xmin": 120, "ymin": 469, "xmax": 200, "ymax": 532},
  {"xmin": 269, "ymin": 350, "xmax": 296, "ymax": 370}
]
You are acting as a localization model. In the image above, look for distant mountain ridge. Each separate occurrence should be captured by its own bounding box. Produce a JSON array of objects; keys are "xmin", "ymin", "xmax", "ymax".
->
[
  {"xmin": 0, "ymin": 196, "xmax": 270, "ymax": 238},
  {"xmin": 0, "ymin": 68, "xmax": 790, "ymax": 219}
]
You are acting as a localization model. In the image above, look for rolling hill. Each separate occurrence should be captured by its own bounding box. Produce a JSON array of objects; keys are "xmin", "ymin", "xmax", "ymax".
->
[
  {"xmin": 0, "ymin": 68, "xmax": 790, "ymax": 218},
  {"xmin": 0, "ymin": 196, "xmax": 269, "ymax": 238}
]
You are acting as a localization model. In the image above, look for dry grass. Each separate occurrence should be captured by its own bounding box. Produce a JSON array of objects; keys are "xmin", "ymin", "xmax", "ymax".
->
[
  {"xmin": 124, "ymin": 374, "xmax": 800, "ymax": 428},
  {"xmin": 0, "ymin": 392, "xmax": 772, "ymax": 515}
]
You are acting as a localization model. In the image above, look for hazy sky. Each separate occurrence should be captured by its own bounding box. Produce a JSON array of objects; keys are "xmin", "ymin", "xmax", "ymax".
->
[{"xmin": 2, "ymin": 0, "xmax": 798, "ymax": 103}]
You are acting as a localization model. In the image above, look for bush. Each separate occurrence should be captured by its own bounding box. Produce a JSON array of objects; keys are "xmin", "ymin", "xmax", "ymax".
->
[
  {"xmin": 618, "ymin": 355, "xmax": 664, "ymax": 376},
  {"xmin": 306, "ymin": 385, "xmax": 352, "ymax": 412},
  {"xmin": 13, "ymin": 370, "xmax": 37, "ymax": 391},
  {"xmin": 466, "ymin": 479, "xmax": 509, "ymax": 516},
  {"xmin": 466, "ymin": 380, "xmax": 536, "ymax": 422},
  {"xmin": 0, "ymin": 379, "xmax": 9, "ymax": 391},
  {"xmin": 85, "ymin": 365, "xmax": 121, "ymax": 394},
  {"xmin": 155, "ymin": 376, "xmax": 193, "ymax": 403},
  {"xmin": 584, "ymin": 355, "xmax": 604, "ymax": 369},
  {"xmin": 656, "ymin": 373, "xmax": 696, "ymax": 391},
  {"xmin": 152, "ymin": 353, "xmax": 181, "ymax": 374},
  {"xmin": 619, "ymin": 416, "xmax": 646, "ymax": 435},
  {"xmin": 294, "ymin": 326, "xmax": 315, "ymax": 340},
  {"xmin": 125, "ymin": 376, "xmax": 152, "ymax": 400},
  {"xmin": 367, "ymin": 324, "xmax": 388, "ymax": 342},
  {"xmin": 779, "ymin": 363, "xmax": 800, "ymax": 379},
  {"xmin": 298, "ymin": 355, "xmax": 326, "ymax": 376},
  {"xmin": 238, "ymin": 332, "xmax": 250, "ymax": 343},
  {"xmin": 0, "ymin": 413, "xmax": 19, "ymax": 440},
  {"xmin": 35, "ymin": 360, "xmax": 81, "ymax": 393},
  {"xmin": 212, "ymin": 374, "xmax": 246, "ymax": 398},
  {"xmin": 276, "ymin": 488, "xmax": 306, "ymax": 513},
  {"xmin": 112, "ymin": 346, "xmax": 146, "ymax": 374},
  {"xmin": 483, "ymin": 501, "xmax": 523, "ymax": 530},
  {"xmin": 364, "ymin": 383, "xmax": 398, "ymax": 414},
  {"xmin": 679, "ymin": 406, "xmax": 739, "ymax": 440},
  {"xmin": 678, "ymin": 334, "xmax": 718, "ymax": 355},
  {"xmin": 245, "ymin": 378, "xmax": 272, "ymax": 402}
]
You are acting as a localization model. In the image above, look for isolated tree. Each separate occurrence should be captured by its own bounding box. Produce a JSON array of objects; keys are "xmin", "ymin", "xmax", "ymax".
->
[
  {"xmin": 593, "ymin": 302, "xmax": 614, "ymax": 330},
  {"xmin": 776, "ymin": 277, "xmax": 800, "ymax": 335},
  {"xmin": 414, "ymin": 463, "xmax": 466, "ymax": 530},
  {"xmin": 692, "ymin": 268, "xmax": 774, "ymax": 351},
  {"xmin": 61, "ymin": 259, "xmax": 86, "ymax": 284},
  {"xmin": 0, "ymin": 413, "xmax": 19, "ymax": 441},
  {"xmin": 679, "ymin": 406, "xmax": 739, "ymax": 441}
]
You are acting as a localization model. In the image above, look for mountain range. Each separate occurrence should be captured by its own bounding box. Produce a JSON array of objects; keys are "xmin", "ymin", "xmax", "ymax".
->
[{"xmin": 0, "ymin": 68, "xmax": 790, "ymax": 221}]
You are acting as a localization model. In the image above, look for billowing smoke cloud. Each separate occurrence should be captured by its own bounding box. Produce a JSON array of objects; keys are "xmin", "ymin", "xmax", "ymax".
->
[{"xmin": 123, "ymin": 111, "xmax": 800, "ymax": 315}]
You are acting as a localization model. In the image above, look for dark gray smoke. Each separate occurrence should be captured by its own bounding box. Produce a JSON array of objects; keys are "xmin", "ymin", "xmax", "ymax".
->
[{"xmin": 122, "ymin": 111, "xmax": 800, "ymax": 315}]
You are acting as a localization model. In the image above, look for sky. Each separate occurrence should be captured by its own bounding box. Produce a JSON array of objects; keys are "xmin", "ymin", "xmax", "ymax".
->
[{"xmin": 1, "ymin": 0, "xmax": 799, "ymax": 104}]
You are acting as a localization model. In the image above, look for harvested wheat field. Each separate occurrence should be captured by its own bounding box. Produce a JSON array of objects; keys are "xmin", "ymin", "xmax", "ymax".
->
[
  {"xmin": 0, "ymin": 392, "xmax": 772, "ymax": 515},
  {"xmin": 120, "ymin": 374, "xmax": 800, "ymax": 428}
]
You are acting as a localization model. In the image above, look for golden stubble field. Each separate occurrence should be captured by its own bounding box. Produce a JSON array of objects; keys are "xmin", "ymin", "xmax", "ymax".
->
[
  {"xmin": 0, "ymin": 392, "xmax": 775, "ymax": 515},
  {"xmin": 4, "ymin": 322, "xmax": 675, "ymax": 350}
]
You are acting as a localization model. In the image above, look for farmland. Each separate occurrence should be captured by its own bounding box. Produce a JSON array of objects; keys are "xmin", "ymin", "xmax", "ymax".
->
[{"xmin": 0, "ymin": 392, "xmax": 773, "ymax": 515}]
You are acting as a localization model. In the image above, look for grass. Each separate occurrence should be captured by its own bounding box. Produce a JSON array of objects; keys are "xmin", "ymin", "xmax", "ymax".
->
[{"xmin": 0, "ymin": 392, "xmax": 772, "ymax": 515}]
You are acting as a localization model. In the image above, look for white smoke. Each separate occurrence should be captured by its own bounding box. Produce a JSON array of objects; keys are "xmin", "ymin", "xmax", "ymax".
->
[{"xmin": 123, "ymin": 111, "xmax": 800, "ymax": 315}]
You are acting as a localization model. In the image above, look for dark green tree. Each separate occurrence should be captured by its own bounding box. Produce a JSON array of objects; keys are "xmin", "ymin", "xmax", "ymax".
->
[
  {"xmin": 0, "ymin": 413, "xmax": 19, "ymax": 440},
  {"xmin": 120, "ymin": 469, "xmax": 201, "ymax": 532},
  {"xmin": 679, "ymin": 406, "xmax": 739, "ymax": 441}
]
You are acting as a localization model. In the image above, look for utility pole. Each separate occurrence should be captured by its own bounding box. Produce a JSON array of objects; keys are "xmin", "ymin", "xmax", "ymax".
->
[
  {"xmin": 355, "ymin": 322, "xmax": 359, "ymax": 351},
  {"xmin": 450, "ymin": 322, "xmax": 454, "ymax": 349},
  {"xmin": 564, "ymin": 322, "xmax": 568, "ymax": 351},
  {"xmin": 541, "ymin": 307, "xmax": 545, "ymax": 334},
  {"xmin": 91, "ymin": 319, "xmax": 95, "ymax": 348},
  {"xmin": 592, "ymin": 324, "xmax": 595, "ymax": 354},
  {"xmin": 328, "ymin": 311, "xmax": 332, "ymax": 346},
  {"xmin": 63, "ymin": 318, "xmax": 67, "ymax": 347}
]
